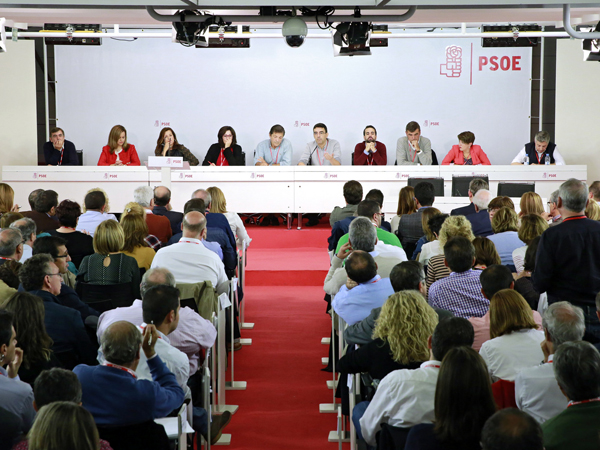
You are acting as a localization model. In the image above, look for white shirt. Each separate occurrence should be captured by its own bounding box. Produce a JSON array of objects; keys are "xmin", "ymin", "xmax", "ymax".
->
[
  {"xmin": 515, "ymin": 354, "xmax": 568, "ymax": 424},
  {"xmin": 21, "ymin": 244, "xmax": 32, "ymax": 263},
  {"xmin": 151, "ymin": 237, "xmax": 229, "ymax": 294},
  {"xmin": 76, "ymin": 210, "xmax": 118, "ymax": 237},
  {"xmin": 512, "ymin": 245, "xmax": 527, "ymax": 273},
  {"xmin": 375, "ymin": 240, "xmax": 408, "ymax": 261},
  {"xmin": 479, "ymin": 328, "xmax": 545, "ymax": 381},
  {"xmin": 418, "ymin": 240, "xmax": 441, "ymax": 266},
  {"xmin": 512, "ymin": 146, "xmax": 566, "ymax": 165},
  {"xmin": 96, "ymin": 299, "xmax": 217, "ymax": 374},
  {"xmin": 360, "ymin": 361, "xmax": 440, "ymax": 446},
  {"xmin": 223, "ymin": 211, "xmax": 252, "ymax": 250}
]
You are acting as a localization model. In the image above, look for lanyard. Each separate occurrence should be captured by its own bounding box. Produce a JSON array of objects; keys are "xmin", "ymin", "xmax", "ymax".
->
[
  {"xmin": 422, "ymin": 362, "xmax": 441, "ymax": 369},
  {"xmin": 0, "ymin": 257, "xmax": 12, "ymax": 261},
  {"xmin": 58, "ymin": 148, "xmax": 64, "ymax": 166},
  {"xmin": 562, "ymin": 215, "xmax": 587, "ymax": 223},
  {"xmin": 179, "ymin": 238, "xmax": 201, "ymax": 245},
  {"xmin": 365, "ymin": 142, "xmax": 375, "ymax": 165},
  {"xmin": 568, "ymin": 397, "xmax": 600, "ymax": 408},
  {"xmin": 535, "ymin": 151, "xmax": 545, "ymax": 164},
  {"xmin": 409, "ymin": 140, "xmax": 419, "ymax": 162},
  {"xmin": 104, "ymin": 363, "xmax": 137, "ymax": 378},
  {"xmin": 218, "ymin": 148, "xmax": 227, "ymax": 166},
  {"xmin": 314, "ymin": 140, "xmax": 329, "ymax": 166},
  {"xmin": 269, "ymin": 145, "xmax": 281, "ymax": 165}
]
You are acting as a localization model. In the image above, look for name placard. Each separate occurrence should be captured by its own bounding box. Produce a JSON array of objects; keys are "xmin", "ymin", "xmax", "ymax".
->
[{"xmin": 148, "ymin": 156, "xmax": 184, "ymax": 168}]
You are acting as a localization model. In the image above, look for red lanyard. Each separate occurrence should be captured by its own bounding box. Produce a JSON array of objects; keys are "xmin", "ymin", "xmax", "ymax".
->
[
  {"xmin": 0, "ymin": 257, "xmax": 12, "ymax": 261},
  {"xmin": 562, "ymin": 215, "xmax": 587, "ymax": 223},
  {"xmin": 568, "ymin": 397, "xmax": 600, "ymax": 408},
  {"xmin": 422, "ymin": 362, "xmax": 441, "ymax": 369},
  {"xmin": 58, "ymin": 148, "xmax": 64, "ymax": 166},
  {"xmin": 410, "ymin": 141, "xmax": 419, "ymax": 162},
  {"xmin": 270, "ymin": 145, "xmax": 281, "ymax": 165},
  {"xmin": 315, "ymin": 140, "xmax": 329, "ymax": 166},
  {"xmin": 180, "ymin": 238, "xmax": 201, "ymax": 245},
  {"xmin": 218, "ymin": 149, "xmax": 228, "ymax": 166},
  {"xmin": 104, "ymin": 363, "xmax": 137, "ymax": 378}
]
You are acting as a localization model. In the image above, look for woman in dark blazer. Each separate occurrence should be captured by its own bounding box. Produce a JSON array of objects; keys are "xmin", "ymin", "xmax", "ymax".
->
[{"xmin": 202, "ymin": 126, "xmax": 245, "ymax": 166}]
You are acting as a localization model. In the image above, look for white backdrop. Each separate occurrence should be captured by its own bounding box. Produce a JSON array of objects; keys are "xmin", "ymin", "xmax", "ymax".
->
[{"xmin": 55, "ymin": 32, "xmax": 532, "ymax": 166}]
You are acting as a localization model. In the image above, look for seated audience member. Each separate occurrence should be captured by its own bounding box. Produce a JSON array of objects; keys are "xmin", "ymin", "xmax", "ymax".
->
[
  {"xmin": 119, "ymin": 205, "xmax": 155, "ymax": 270},
  {"xmin": 429, "ymin": 237, "xmax": 489, "ymax": 318},
  {"xmin": 97, "ymin": 268, "xmax": 216, "ymax": 376},
  {"xmin": 202, "ymin": 126, "xmax": 245, "ymax": 166},
  {"xmin": 589, "ymin": 180, "xmax": 600, "ymax": 202},
  {"xmin": 359, "ymin": 317, "xmax": 475, "ymax": 447},
  {"xmin": 532, "ymin": 178, "xmax": 600, "ymax": 341},
  {"xmin": 515, "ymin": 302, "xmax": 585, "ymax": 424},
  {"xmin": 585, "ymin": 198, "xmax": 600, "ymax": 220},
  {"xmin": 75, "ymin": 321, "xmax": 184, "ymax": 424},
  {"xmin": 481, "ymin": 409, "xmax": 544, "ymax": 450},
  {"xmin": 0, "ymin": 212, "xmax": 24, "ymax": 229},
  {"xmin": 420, "ymin": 215, "xmax": 473, "ymax": 266},
  {"xmin": 97, "ymin": 124, "xmax": 140, "ymax": 166},
  {"xmin": 519, "ymin": 192, "xmax": 546, "ymax": 218},
  {"xmin": 469, "ymin": 265, "xmax": 542, "ymax": 351},
  {"xmin": 334, "ymin": 200, "xmax": 405, "ymax": 256},
  {"xmin": 191, "ymin": 189, "xmax": 237, "ymax": 250},
  {"xmin": 450, "ymin": 178, "xmax": 489, "ymax": 216},
  {"xmin": 0, "ymin": 228, "xmax": 24, "ymax": 264},
  {"xmin": 0, "ymin": 182, "xmax": 20, "ymax": 216},
  {"xmin": 43, "ymin": 127, "xmax": 78, "ymax": 166},
  {"xmin": 20, "ymin": 255, "xmax": 96, "ymax": 366},
  {"xmin": 76, "ymin": 220, "xmax": 141, "ymax": 300},
  {"xmin": 511, "ymin": 130, "xmax": 565, "ymax": 165},
  {"xmin": 331, "ymin": 251, "xmax": 394, "ymax": 325},
  {"xmin": 154, "ymin": 126, "xmax": 199, "ymax": 166},
  {"xmin": 488, "ymin": 196, "xmax": 515, "ymax": 223},
  {"xmin": 4, "ymin": 293, "xmax": 61, "ymax": 385},
  {"xmin": 0, "ymin": 310, "xmax": 36, "ymax": 433},
  {"xmin": 325, "ymin": 217, "xmax": 405, "ymax": 296},
  {"xmin": 207, "ymin": 186, "xmax": 252, "ymax": 250},
  {"xmin": 396, "ymin": 181, "xmax": 436, "ymax": 253},
  {"xmin": 254, "ymin": 124, "xmax": 292, "ymax": 166},
  {"xmin": 514, "ymin": 236, "xmax": 544, "ymax": 310},
  {"xmin": 390, "ymin": 186, "xmax": 417, "ymax": 234},
  {"xmin": 0, "ymin": 260, "xmax": 21, "ymax": 290},
  {"xmin": 76, "ymin": 189, "xmax": 117, "ymax": 237},
  {"xmin": 354, "ymin": 125, "xmax": 387, "ymax": 166},
  {"xmin": 152, "ymin": 186, "xmax": 183, "ymax": 235},
  {"xmin": 547, "ymin": 190, "xmax": 562, "ymax": 225},
  {"xmin": 396, "ymin": 121, "xmax": 433, "ymax": 165},
  {"xmin": 121, "ymin": 202, "xmax": 161, "ymax": 251},
  {"xmin": 21, "ymin": 190, "xmax": 59, "ymax": 233},
  {"xmin": 466, "ymin": 189, "xmax": 494, "ymax": 237},
  {"xmin": 405, "ymin": 346, "xmax": 496, "ymax": 450},
  {"xmin": 25, "ymin": 189, "xmax": 43, "ymax": 212},
  {"xmin": 479, "ymin": 289, "xmax": 544, "ymax": 381},
  {"xmin": 442, "ymin": 131, "xmax": 491, "ymax": 165},
  {"xmin": 512, "ymin": 214, "xmax": 548, "ymax": 273},
  {"xmin": 9, "ymin": 218, "xmax": 36, "ymax": 262},
  {"xmin": 152, "ymin": 211, "xmax": 228, "ymax": 294},
  {"xmin": 472, "ymin": 236, "xmax": 502, "ymax": 269},
  {"xmin": 330, "ymin": 180, "xmax": 363, "ymax": 227},
  {"xmin": 487, "ymin": 207, "xmax": 524, "ymax": 267},
  {"xmin": 542, "ymin": 342, "xmax": 600, "ymax": 450},
  {"xmin": 365, "ymin": 189, "xmax": 392, "ymax": 231},
  {"xmin": 32, "ymin": 236, "xmax": 98, "ymax": 320},
  {"xmin": 298, "ymin": 123, "xmax": 341, "ymax": 166},
  {"xmin": 48, "ymin": 200, "xmax": 94, "ymax": 269},
  {"xmin": 133, "ymin": 186, "xmax": 172, "ymax": 245},
  {"xmin": 1, "ymin": 407, "xmax": 26, "ymax": 450},
  {"xmin": 412, "ymin": 207, "xmax": 442, "ymax": 260}
]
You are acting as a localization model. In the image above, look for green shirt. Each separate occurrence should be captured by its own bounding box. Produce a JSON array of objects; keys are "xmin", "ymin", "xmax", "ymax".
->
[
  {"xmin": 336, "ymin": 227, "xmax": 403, "ymax": 254},
  {"xmin": 542, "ymin": 401, "xmax": 600, "ymax": 450}
]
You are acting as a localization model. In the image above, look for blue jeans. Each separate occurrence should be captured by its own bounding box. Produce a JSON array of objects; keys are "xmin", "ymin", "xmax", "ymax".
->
[{"xmin": 192, "ymin": 406, "xmax": 208, "ymax": 435}]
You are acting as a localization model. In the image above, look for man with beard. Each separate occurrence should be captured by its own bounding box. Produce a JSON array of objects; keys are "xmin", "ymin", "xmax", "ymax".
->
[{"xmin": 354, "ymin": 125, "xmax": 387, "ymax": 165}]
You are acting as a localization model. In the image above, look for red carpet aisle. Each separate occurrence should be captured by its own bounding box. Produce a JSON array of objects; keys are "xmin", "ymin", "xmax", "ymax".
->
[{"xmin": 223, "ymin": 224, "xmax": 350, "ymax": 449}]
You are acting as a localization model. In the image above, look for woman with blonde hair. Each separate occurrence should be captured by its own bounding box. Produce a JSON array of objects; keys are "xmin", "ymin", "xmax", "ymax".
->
[
  {"xmin": 411, "ymin": 207, "xmax": 442, "ymax": 260},
  {"xmin": 120, "ymin": 202, "xmax": 155, "ymax": 270},
  {"xmin": 97, "ymin": 125, "xmax": 140, "ymax": 166},
  {"xmin": 28, "ymin": 402, "xmax": 100, "ymax": 450},
  {"xmin": 512, "ymin": 214, "xmax": 549, "ymax": 273},
  {"xmin": 487, "ymin": 207, "xmax": 525, "ymax": 268},
  {"xmin": 390, "ymin": 186, "xmax": 418, "ymax": 234},
  {"xmin": 519, "ymin": 191, "xmax": 545, "ymax": 217},
  {"xmin": 585, "ymin": 198, "xmax": 600, "ymax": 221},
  {"xmin": 479, "ymin": 289, "xmax": 544, "ymax": 381},
  {"xmin": 76, "ymin": 220, "xmax": 140, "ymax": 299},
  {"xmin": 0, "ymin": 183, "xmax": 19, "ymax": 216},
  {"xmin": 207, "ymin": 186, "xmax": 251, "ymax": 249}
]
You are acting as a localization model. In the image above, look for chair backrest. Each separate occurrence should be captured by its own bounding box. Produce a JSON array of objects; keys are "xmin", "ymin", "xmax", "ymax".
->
[
  {"xmin": 76, "ymin": 150, "xmax": 83, "ymax": 166},
  {"xmin": 407, "ymin": 177, "xmax": 445, "ymax": 197},
  {"xmin": 78, "ymin": 282, "xmax": 135, "ymax": 310},
  {"xmin": 97, "ymin": 420, "xmax": 170, "ymax": 450},
  {"xmin": 431, "ymin": 149, "xmax": 438, "ymax": 165},
  {"xmin": 377, "ymin": 423, "xmax": 411, "ymax": 450},
  {"xmin": 351, "ymin": 151, "xmax": 355, "ymax": 165},
  {"xmin": 497, "ymin": 182, "xmax": 535, "ymax": 197},
  {"xmin": 452, "ymin": 175, "xmax": 490, "ymax": 197},
  {"xmin": 176, "ymin": 281, "xmax": 219, "ymax": 321}
]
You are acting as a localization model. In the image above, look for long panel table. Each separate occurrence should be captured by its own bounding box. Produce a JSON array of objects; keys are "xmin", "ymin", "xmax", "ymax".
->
[{"xmin": 2, "ymin": 165, "xmax": 587, "ymax": 216}]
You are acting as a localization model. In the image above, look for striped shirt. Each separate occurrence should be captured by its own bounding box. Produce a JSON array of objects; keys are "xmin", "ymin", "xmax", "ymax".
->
[{"xmin": 428, "ymin": 269, "xmax": 489, "ymax": 318}]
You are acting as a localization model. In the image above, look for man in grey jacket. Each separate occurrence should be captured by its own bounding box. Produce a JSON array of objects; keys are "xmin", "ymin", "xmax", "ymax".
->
[{"xmin": 396, "ymin": 121, "xmax": 433, "ymax": 165}]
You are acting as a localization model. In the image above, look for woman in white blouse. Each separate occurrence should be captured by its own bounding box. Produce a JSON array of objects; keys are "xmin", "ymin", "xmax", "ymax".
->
[
  {"xmin": 207, "ymin": 186, "xmax": 251, "ymax": 250},
  {"xmin": 479, "ymin": 289, "xmax": 544, "ymax": 381}
]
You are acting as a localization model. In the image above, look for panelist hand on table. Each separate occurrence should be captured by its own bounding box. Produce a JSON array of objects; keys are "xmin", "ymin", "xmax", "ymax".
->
[{"xmin": 256, "ymin": 157, "xmax": 269, "ymax": 166}]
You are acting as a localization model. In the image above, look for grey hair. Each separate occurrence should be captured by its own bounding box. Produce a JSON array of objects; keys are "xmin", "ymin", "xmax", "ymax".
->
[
  {"xmin": 542, "ymin": 302, "xmax": 585, "ymax": 348},
  {"xmin": 554, "ymin": 341, "xmax": 600, "ymax": 401},
  {"xmin": 549, "ymin": 190, "xmax": 559, "ymax": 204},
  {"xmin": 133, "ymin": 186, "xmax": 154, "ymax": 208},
  {"xmin": 558, "ymin": 178, "xmax": 588, "ymax": 213},
  {"xmin": 348, "ymin": 217, "xmax": 377, "ymax": 252},
  {"xmin": 472, "ymin": 189, "xmax": 492, "ymax": 210},
  {"xmin": 192, "ymin": 188, "xmax": 211, "ymax": 205},
  {"xmin": 534, "ymin": 130, "xmax": 551, "ymax": 143},
  {"xmin": 468, "ymin": 178, "xmax": 489, "ymax": 195},
  {"xmin": 9, "ymin": 218, "xmax": 37, "ymax": 242},
  {"xmin": 101, "ymin": 321, "xmax": 142, "ymax": 366},
  {"xmin": 140, "ymin": 267, "xmax": 177, "ymax": 299},
  {"xmin": 0, "ymin": 228, "xmax": 23, "ymax": 257}
]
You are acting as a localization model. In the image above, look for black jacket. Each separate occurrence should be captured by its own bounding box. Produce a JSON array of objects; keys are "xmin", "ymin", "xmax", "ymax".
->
[{"xmin": 202, "ymin": 143, "xmax": 245, "ymax": 166}]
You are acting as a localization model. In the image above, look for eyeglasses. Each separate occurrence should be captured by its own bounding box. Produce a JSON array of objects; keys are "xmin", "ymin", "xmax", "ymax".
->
[
  {"xmin": 223, "ymin": 134, "xmax": 233, "ymax": 138},
  {"xmin": 45, "ymin": 272, "xmax": 61, "ymax": 278},
  {"xmin": 56, "ymin": 253, "xmax": 69, "ymax": 259}
]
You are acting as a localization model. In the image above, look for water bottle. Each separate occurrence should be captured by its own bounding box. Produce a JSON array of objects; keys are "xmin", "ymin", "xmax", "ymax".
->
[
  {"xmin": 524, "ymin": 155, "xmax": 529, "ymax": 165},
  {"xmin": 545, "ymin": 154, "xmax": 550, "ymax": 165}
]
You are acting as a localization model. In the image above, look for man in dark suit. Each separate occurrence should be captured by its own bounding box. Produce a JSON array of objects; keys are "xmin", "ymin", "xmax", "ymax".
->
[
  {"xmin": 466, "ymin": 189, "xmax": 493, "ymax": 237},
  {"xmin": 396, "ymin": 181, "xmax": 435, "ymax": 256},
  {"xmin": 43, "ymin": 127, "xmax": 79, "ymax": 166},
  {"xmin": 153, "ymin": 186, "xmax": 183, "ymax": 236},
  {"xmin": 451, "ymin": 178, "xmax": 489, "ymax": 216},
  {"xmin": 21, "ymin": 190, "xmax": 60, "ymax": 233}
]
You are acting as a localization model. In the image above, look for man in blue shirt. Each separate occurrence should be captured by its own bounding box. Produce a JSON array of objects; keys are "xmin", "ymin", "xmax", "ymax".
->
[{"xmin": 254, "ymin": 124, "xmax": 292, "ymax": 166}]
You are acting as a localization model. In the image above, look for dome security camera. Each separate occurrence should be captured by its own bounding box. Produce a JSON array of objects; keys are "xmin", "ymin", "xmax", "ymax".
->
[{"xmin": 282, "ymin": 17, "xmax": 308, "ymax": 48}]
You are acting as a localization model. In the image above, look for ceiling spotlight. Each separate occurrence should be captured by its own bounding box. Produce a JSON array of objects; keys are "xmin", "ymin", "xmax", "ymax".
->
[
  {"xmin": 333, "ymin": 22, "xmax": 372, "ymax": 57},
  {"xmin": 282, "ymin": 16, "xmax": 308, "ymax": 48}
]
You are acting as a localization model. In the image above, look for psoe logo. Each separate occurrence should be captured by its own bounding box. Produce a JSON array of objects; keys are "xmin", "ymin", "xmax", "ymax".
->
[
  {"xmin": 440, "ymin": 45, "xmax": 462, "ymax": 78},
  {"xmin": 166, "ymin": 158, "xmax": 171, "ymax": 164},
  {"xmin": 103, "ymin": 173, "xmax": 108, "ymax": 179},
  {"xmin": 179, "ymin": 173, "xmax": 184, "ymax": 179},
  {"xmin": 155, "ymin": 120, "xmax": 170, "ymax": 127},
  {"xmin": 33, "ymin": 173, "xmax": 37, "ymax": 179}
]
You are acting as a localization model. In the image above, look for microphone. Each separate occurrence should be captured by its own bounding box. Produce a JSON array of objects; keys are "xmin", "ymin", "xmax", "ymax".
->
[{"xmin": 307, "ymin": 145, "xmax": 318, "ymax": 166}]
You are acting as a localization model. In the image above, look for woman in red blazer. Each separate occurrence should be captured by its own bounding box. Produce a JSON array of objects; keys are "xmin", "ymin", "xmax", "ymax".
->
[
  {"xmin": 97, "ymin": 125, "xmax": 141, "ymax": 166},
  {"xmin": 442, "ymin": 131, "xmax": 491, "ymax": 165}
]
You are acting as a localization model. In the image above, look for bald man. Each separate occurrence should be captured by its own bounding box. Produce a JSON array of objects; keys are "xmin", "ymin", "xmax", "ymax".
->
[
  {"xmin": 153, "ymin": 186, "xmax": 183, "ymax": 235},
  {"xmin": 151, "ymin": 212, "xmax": 228, "ymax": 294}
]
